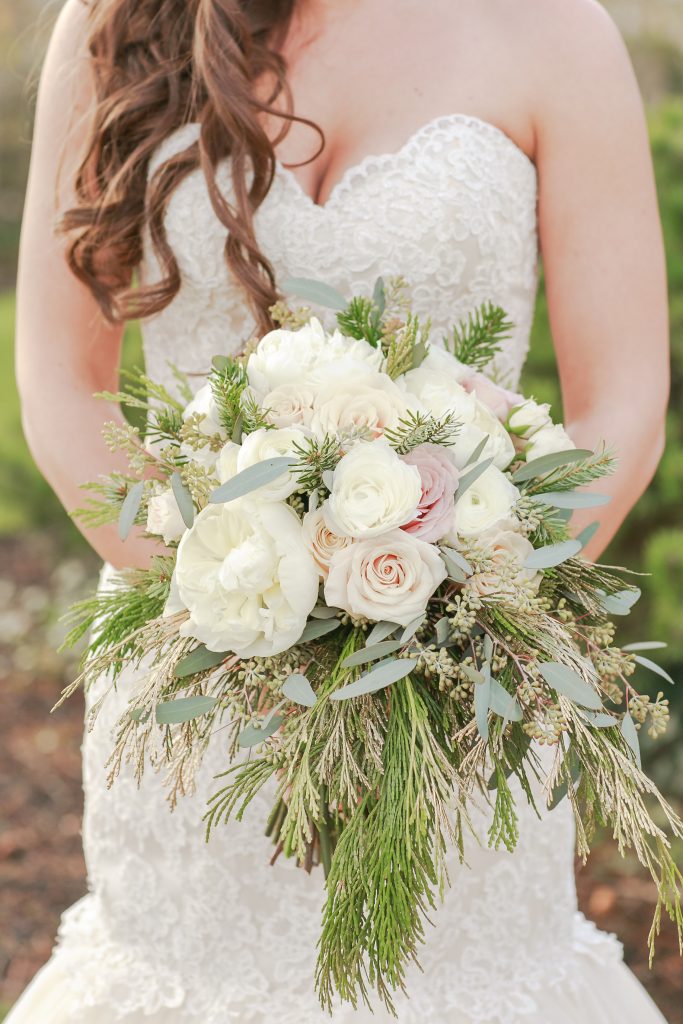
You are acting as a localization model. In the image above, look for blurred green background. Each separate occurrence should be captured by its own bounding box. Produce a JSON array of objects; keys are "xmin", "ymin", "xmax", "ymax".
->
[{"xmin": 1, "ymin": 0, "xmax": 682, "ymax": 1019}]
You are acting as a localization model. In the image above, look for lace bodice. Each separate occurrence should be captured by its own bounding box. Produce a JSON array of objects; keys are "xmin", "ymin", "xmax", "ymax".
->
[
  {"xmin": 139, "ymin": 114, "xmax": 539, "ymax": 394},
  {"xmin": 53, "ymin": 114, "xmax": 627, "ymax": 1024}
]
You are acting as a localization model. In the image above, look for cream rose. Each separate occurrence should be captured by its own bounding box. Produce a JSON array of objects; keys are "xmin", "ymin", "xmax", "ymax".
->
[
  {"xmin": 507, "ymin": 399, "xmax": 552, "ymax": 438},
  {"xmin": 246, "ymin": 318, "xmax": 381, "ymax": 398},
  {"xmin": 448, "ymin": 465, "xmax": 520, "ymax": 537},
  {"xmin": 524, "ymin": 423, "xmax": 575, "ymax": 461},
  {"xmin": 174, "ymin": 500, "xmax": 319, "ymax": 657},
  {"xmin": 146, "ymin": 487, "xmax": 186, "ymax": 545},
  {"xmin": 261, "ymin": 381, "xmax": 316, "ymax": 428},
  {"xmin": 470, "ymin": 527, "xmax": 541, "ymax": 598},
  {"xmin": 324, "ymin": 530, "xmax": 447, "ymax": 626},
  {"xmin": 323, "ymin": 440, "xmax": 422, "ymax": 538},
  {"xmin": 302, "ymin": 506, "xmax": 353, "ymax": 577},
  {"xmin": 309, "ymin": 370, "xmax": 412, "ymax": 441},
  {"xmin": 233, "ymin": 427, "xmax": 307, "ymax": 501}
]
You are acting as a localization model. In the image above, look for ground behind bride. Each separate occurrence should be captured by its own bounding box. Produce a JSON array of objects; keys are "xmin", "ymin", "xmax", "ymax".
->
[{"xmin": 1, "ymin": 0, "xmax": 683, "ymax": 1019}]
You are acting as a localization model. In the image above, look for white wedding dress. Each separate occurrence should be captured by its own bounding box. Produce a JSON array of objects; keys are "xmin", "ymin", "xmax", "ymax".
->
[{"xmin": 8, "ymin": 114, "xmax": 669, "ymax": 1024}]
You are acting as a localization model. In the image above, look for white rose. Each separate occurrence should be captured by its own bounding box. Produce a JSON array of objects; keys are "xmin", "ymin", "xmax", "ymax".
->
[
  {"xmin": 235, "ymin": 427, "xmax": 307, "ymax": 500},
  {"xmin": 450, "ymin": 399, "xmax": 516, "ymax": 470},
  {"xmin": 325, "ymin": 530, "xmax": 447, "ymax": 626},
  {"xmin": 302, "ymin": 506, "xmax": 353, "ymax": 577},
  {"xmin": 525, "ymin": 424, "xmax": 575, "ymax": 461},
  {"xmin": 247, "ymin": 318, "xmax": 381, "ymax": 398},
  {"xmin": 181, "ymin": 382, "xmax": 227, "ymax": 470},
  {"xmin": 447, "ymin": 465, "xmax": 520, "ymax": 537},
  {"xmin": 146, "ymin": 488, "xmax": 186, "ymax": 545},
  {"xmin": 174, "ymin": 500, "xmax": 319, "ymax": 657},
  {"xmin": 470, "ymin": 527, "xmax": 541, "ymax": 598},
  {"xmin": 401, "ymin": 367, "xmax": 476, "ymax": 421},
  {"xmin": 507, "ymin": 399, "xmax": 552, "ymax": 438},
  {"xmin": 261, "ymin": 381, "xmax": 316, "ymax": 428},
  {"xmin": 309, "ymin": 370, "xmax": 412, "ymax": 441},
  {"xmin": 323, "ymin": 440, "xmax": 422, "ymax": 538}
]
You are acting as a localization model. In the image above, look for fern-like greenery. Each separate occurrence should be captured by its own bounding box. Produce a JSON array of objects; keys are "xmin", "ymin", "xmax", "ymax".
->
[
  {"xmin": 384, "ymin": 410, "xmax": 460, "ymax": 454},
  {"xmin": 446, "ymin": 302, "xmax": 514, "ymax": 370}
]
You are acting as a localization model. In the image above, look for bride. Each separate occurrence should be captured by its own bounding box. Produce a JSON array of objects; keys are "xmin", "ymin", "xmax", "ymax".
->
[{"xmin": 11, "ymin": 0, "xmax": 672, "ymax": 1021}]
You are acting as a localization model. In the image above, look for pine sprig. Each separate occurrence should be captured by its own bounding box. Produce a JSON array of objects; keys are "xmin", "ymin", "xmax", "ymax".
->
[
  {"xmin": 71, "ymin": 474, "xmax": 135, "ymax": 529},
  {"xmin": 291, "ymin": 435, "xmax": 344, "ymax": 493},
  {"xmin": 336, "ymin": 296, "xmax": 383, "ymax": 348},
  {"xmin": 208, "ymin": 359, "xmax": 249, "ymax": 435},
  {"xmin": 384, "ymin": 410, "xmax": 460, "ymax": 454},
  {"xmin": 523, "ymin": 447, "xmax": 617, "ymax": 495},
  {"xmin": 446, "ymin": 302, "xmax": 513, "ymax": 370}
]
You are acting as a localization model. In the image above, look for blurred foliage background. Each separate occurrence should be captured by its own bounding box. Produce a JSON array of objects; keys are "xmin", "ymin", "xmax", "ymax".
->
[{"xmin": 0, "ymin": 0, "xmax": 682, "ymax": 1019}]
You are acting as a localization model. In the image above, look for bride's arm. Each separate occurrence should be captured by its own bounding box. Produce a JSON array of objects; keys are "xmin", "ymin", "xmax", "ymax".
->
[
  {"xmin": 532, "ymin": 0, "xmax": 669, "ymax": 561},
  {"xmin": 16, "ymin": 0, "xmax": 159, "ymax": 570}
]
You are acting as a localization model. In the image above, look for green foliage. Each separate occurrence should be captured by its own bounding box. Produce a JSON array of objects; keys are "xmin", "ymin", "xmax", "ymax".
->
[
  {"xmin": 336, "ymin": 295, "xmax": 383, "ymax": 347},
  {"xmin": 447, "ymin": 301, "xmax": 513, "ymax": 371},
  {"xmin": 384, "ymin": 409, "xmax": 460, "ymax": 454}
]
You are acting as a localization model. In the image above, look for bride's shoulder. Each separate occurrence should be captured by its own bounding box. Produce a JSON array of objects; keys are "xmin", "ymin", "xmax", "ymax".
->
[{"xmin": 500, "ymin": 0, "xmax": 630, "ymax": 73}]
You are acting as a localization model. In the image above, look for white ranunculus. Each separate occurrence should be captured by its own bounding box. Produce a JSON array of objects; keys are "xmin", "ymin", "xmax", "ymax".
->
[
  {"xmin": 401, "ymin": 366, "xmax": 476, "ymax": 421},
  {"xmin": 146, "ymin": 488, "xmax": 186, "ymax": 545},
  {"xmin": 507, "ymin": 399, "xmax": 552, "ymax": 438},
  {"xmin": 450, "ymin": 399, "xmax": 516, "ymax": 470},
  {"xmin": 261, "ymin": 381, "xmax": 316, "ymax": 428},
  {"xmin": 325, "ymin": 530, "xmax": 447, "ymax": 626},
  {"xmin": 447, "ymin": 465, "xmax": 520, "ymax": 537},
  {"xmin": 309, "ymin": 370, "xmax": 412, "ymax": 441},
  {"xmin": 302, "ymin": 506, "xmax": 353, "ymax": 577},
  {"xmin": 471, "ymin": 527, "xmax": 541, "ymax": 598},
  {"xmin": 524, "ymin": 424, "xmax": 575, "ymax": 461},
  {"xmin": 246, "ymin": 318, "xmax": 381, "ymax": 398},
  {"xmin": 181, "ymin": 382, "xmax": 227, "ymax": 471},
  {"xmin": 235, "ymin": 427, "xmax": 307, "ymax": 500},
  {"xmin": 323, "ymin": 440, "xmax": 422, "ymax": 539},
  {"xmin": 174, "ymin": 500, "xmax": 319, "ymax": 657}
]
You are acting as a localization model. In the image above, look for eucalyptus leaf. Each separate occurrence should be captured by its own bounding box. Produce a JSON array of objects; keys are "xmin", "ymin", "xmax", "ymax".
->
[
  {"xmin": 621, "ymin": 713, "xmax": 642, "ymax": 768},
  {"xmin": 549, "ymin": 757, "xmax": 582, "ymax": 811},
  {"xmin": 174, "ymin": 645, "xmax": 228, "ymax": 679},
  {"xmin": 442, "ymin": 553, "xmax": 466, "ymax": 583},
  {"xmin": 483, "ymin": 635, "xmax": 493, "ymax": 662},
  {"xmin": 488, "ymin": 677, "xmax": 523, "ymax": 722},
  {"xmin": 440, "ymin": 547, "xmax": 473, "ymax": 576},
  {"xmin": 576, "ymin": 521, "xmax": 600, "ymax": 547},
  {"xmin": 211, "ymin": 354, "xmax": 231, "ymax": 372},
  {"xmin": 171, "ymin": 471, "xmax": 195, "ymax": 529},
  {"xmin": 462, "ymin": 665, "xmax": 485, "ymax": 686},
  {"xmin": 633, "ymin": 655, "xmax": 675, "ymax": 685},
  {"xmin": 464, "ymin": 436, "xmax": 490, "ymax": 468},
  {"xmin": 366, "ymin": 620, "xmax": 400, "ymax": 645},
  {"xmin": 524, "ymin": 539, "xmax": 583, "ymax": 570},
  {"xmin": 435, "ymin": 617, "xmax": 452, "ymax": 646},
  {"xmin": 400, "ymin": 615, "xmax": 424, "ymax": 643},
  {"xmin": 512, "ymin": 448, "xmax": 594, "ymax": 484},
  {"xmin": 621, "ymin": 641, "xmax": 667, "ymax": 652},
  {"xmin": 537, "ymin": 662, "xmax": 602, "ymax": 710},
  {"xmin": 280, "ymin": 276, "xmax": 348, "ymax": 310},
  {"xmin": 118, "ymin": 480, "xmax": 145, "ymax": 541},
  {"xmin": 129, "ymin": 707, "xmax": 150, "ymax": 724},
  {"xmin": 341, "ymin": 640, "xmax": 405, "ymax": 668},
  {"xmin": 209, "ymin": 457, "xmax": 296, "ymax": 504},
  {"xmin": 231, "ymin": 412, "xmax": 244, "ymax": 444},
  {"xmin": 536, "ymin": 491, "xmax": 611, "ymax": 510},
  {"xmin": 330, "ymin": 658, "xmax": 417, "ymax": 701},
  {"xmin": 297, "ymin": 618, "xmax": 342, "ymax": 644},
  {"xmin": 455, "ymin": 458, "xmax": 494, "ymax": 500},
  {"xmin": 599, "ymin": 588, "xmax": 641, "ymax": 616},
  {"xmin": 372, "ymin": 276, "xmax": 386, "ymax": 315},
  {"xmin": 582, "ymin": 711, "xmax": 620, "ymax": 728},
  {"xmin": 309, "ymin": 605, "xmax": 341, "ymax": 619},
  {"xmin": 474, "ymin": 667, "xmax": 491, "ymax": 741},
  {"xmin": 283, "ymin": 673, "xmax": 317, "ymax": 707},
  {"xmin": 155, "ymin": 694, "xmax": 218, "ymax": 725},
  {"xmin": 238, "ymin": 715, "xmax": 284, "ymax": 748}
]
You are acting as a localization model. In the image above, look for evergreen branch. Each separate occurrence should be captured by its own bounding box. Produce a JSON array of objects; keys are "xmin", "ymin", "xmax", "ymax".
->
[
  {"xmin": 384, "ymin": 313, "xmax": 430, "ymax": 379},
  {"xmin": 446, "ymin": 302, "xmax": 514, "ymax": 370},
  {"xmin": 523, "ymin": 447, "xmax": 617, "ymax": 495},
  {"xmin": 336, "ymin": 296, "xmax": 383, "ymax": 348},
  {"xmin": 208, "ymin": 359, "xmax": 249, "ymax": 435},
  {"xmin": 291, "ymin": 434, "xmax": 344, "ymax": 493},
  {"xmin": 384, "ymin": 410, "xmax": 460, "ymax": 454}
]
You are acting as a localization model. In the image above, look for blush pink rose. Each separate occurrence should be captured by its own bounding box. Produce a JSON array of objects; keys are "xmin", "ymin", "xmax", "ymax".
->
[
  {"xmin": 399, "ymin": 444, "xmax": 459, "ymax": 543},
  {"xmin": 461, "ymin": 371, "xmax": 523, "ymax": 422}
]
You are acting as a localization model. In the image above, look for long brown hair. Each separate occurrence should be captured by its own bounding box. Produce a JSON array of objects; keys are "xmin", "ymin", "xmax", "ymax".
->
[{"xmin": 60, "ymin": 0, "xmax": 323, "ymax": 334}]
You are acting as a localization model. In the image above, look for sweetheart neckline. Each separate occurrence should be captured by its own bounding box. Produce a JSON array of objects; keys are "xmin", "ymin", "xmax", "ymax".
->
[
  {"xmin": 272, "ymin": 111, "xmax": 537, "ymax": 210},
  {"xmin": 173, "ymin": 112, "xmax": 537, "ymax": 212}
]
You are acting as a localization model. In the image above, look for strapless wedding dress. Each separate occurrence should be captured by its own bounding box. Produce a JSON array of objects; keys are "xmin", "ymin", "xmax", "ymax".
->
[{"xmin": 8, "ymin": 114, "xmax": 668, "ymax": 1023}]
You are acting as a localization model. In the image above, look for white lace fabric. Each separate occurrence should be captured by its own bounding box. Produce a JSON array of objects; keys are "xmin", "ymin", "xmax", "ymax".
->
[{"xmin": 7, "ymin": 114, "xmax": 668, "ymax": 1024}]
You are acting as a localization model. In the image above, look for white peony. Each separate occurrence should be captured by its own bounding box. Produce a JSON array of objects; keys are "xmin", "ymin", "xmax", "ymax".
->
[
  {"xmin": 146, "ymin": 487, "xmax": 186, "ymax": 545},
  {"xmin": 507, "ymin": 399, "xmax": 552, "ymax": 438},
  {"xmin": 470, "ymin": 527, "xmax": 541, "ymax": 598},
  {"xmin": 524, "ymin": 424, "xmax": 575, "ymax": 461},
  {"xmin": 232, "ymin": 427, "xmax": 307, "ymax": 501},
  {"xmin": 246, "ymin": 318, "xmax": 381, "ymax": 398},
  {"xmin": 325, "ymin": 530, "xmax": 447, "ymax": 626},
  {"xmin": 174, "ymin": 500, "xmax": 319, "ymax": 657},
  {"xmin": 302, "ymin": 506, "xmax": 353, "ymax": 577},
  {"xmin": 309, "ymin": 370, "xmax": 412, "ymax": 441},
  {"xmin": 447, "ymin": 465, "xmax": 520, "ymax": 537},
  {"xmin": 323, "ymin": 440, "xmax": 422, "ymax": 539}
]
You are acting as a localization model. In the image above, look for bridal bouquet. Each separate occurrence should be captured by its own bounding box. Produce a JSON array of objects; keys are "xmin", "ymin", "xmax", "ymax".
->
[{"xmin": 59, "ymin": 276, "xmax": 682, "ymax": 1012}]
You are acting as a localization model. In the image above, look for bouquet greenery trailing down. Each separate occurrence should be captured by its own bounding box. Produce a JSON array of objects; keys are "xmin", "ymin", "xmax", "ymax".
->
[{"xmin": 57, "ymin": 276, "xmax": 682, "ymax": 1014}]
